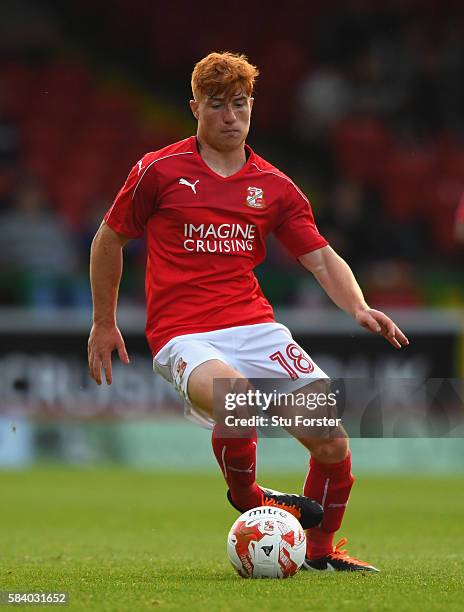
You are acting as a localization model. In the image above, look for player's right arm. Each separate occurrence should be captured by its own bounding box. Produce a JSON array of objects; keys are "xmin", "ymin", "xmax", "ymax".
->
[
  {"xmin": 88, "ymin": 221, "xmax": 131, "ymax": 385},
  {"xmin": 88, "ymin": 154, "xmax": 158, "ymax": 384}
]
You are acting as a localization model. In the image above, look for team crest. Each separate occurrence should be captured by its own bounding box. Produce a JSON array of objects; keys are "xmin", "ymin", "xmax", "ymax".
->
[
  {"xmin": 245, "ymin": 186, "xmax": 265, "ymax": 209},
  {"xmin": 175, "ymin": 357, "xmax": 187, "ymax": 379}
]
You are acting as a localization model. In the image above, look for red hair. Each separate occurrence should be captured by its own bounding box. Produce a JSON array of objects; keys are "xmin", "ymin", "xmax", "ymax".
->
[{"xmin": 191, "ymin": 51, "xmax": 259, "ymax": 100}]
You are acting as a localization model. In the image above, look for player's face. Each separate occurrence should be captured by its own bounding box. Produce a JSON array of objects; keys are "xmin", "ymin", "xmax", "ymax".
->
[{"xmin": 190, "ymin": 91, "xmax": 253, "ymax": 152}]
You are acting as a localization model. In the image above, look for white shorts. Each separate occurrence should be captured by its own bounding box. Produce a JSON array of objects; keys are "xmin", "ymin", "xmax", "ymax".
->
[{"xmin": 153, "ymin": 322, "xmax": 328, "ymax": 428}]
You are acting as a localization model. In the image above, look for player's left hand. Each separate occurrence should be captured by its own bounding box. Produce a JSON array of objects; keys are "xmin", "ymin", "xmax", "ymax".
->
[{"xmin": 354, "ymin": 308, "xmax": 409, "ymax": 349}]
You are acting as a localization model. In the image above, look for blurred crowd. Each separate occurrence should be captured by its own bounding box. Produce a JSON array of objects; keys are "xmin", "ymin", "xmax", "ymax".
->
[{"xmin": 0, "ymin": 0, "xmax": 463, "ymax": 311}]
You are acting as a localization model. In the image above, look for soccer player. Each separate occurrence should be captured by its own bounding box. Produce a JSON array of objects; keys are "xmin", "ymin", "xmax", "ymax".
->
[{"xmin": 88, "ymin": 52, "xmax": 409, "ymax": 572}]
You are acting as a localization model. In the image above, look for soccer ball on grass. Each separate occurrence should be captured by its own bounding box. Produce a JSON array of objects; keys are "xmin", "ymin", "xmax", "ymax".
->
[{"xmin": 227, "ymin": 506, "xmax": 306, "ymax": 578}]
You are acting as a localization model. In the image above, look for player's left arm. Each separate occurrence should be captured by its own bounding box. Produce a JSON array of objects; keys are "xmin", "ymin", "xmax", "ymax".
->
[{"xmin": 299, "ymin": 245, "xmax": 409, "ymax": 349}]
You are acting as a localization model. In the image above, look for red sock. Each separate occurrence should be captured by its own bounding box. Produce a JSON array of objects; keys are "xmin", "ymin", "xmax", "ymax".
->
[
  {"xmin": 303, "ymin": 451, "xmax": 354, "ymax": 559},
  {"xmin": 212, "ymin": 425, "xmax": 262, "ymax": 510}
]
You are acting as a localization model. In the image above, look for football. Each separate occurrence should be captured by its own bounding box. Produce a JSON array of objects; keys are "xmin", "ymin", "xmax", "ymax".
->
[{"xmin": 227, "ymin": 506, "xmax": 306, "ymax": 578}]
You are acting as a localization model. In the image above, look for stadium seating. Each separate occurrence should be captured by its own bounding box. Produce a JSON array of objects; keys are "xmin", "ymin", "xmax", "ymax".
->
[{"xmin": 1, "ymin": 0, "xmax": 463, "ymax": 307}]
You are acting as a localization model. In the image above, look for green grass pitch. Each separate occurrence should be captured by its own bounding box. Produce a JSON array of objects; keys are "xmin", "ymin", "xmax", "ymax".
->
[{"xmin": 0, "ymin": 468, "xmax": 463, "ymax": 611}]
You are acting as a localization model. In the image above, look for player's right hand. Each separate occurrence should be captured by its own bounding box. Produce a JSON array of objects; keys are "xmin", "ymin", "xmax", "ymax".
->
[{"xmin": 87, "ymin": 324, "xmax": 130, "ymax": 385}]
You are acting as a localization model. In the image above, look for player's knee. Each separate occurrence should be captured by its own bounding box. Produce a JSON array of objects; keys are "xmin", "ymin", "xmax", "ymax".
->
[
  {"xmin": 310, "ymin": 436, "xmax": 349, "ymax": 463},
  {"xmin": 188, "ymin": 359, "xmax": 249, "ymax": 417},
  {"xmin": 307, "ymin": 378, "xmax": 330, "ymax": 395}
]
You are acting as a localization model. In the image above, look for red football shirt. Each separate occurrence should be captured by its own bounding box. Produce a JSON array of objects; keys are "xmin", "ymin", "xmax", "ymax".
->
[{"xmin": 104, "ymin": 136, "xmax": 328, "ymax": 355}]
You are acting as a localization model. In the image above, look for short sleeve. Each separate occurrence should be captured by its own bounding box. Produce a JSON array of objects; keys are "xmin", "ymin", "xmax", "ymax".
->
[
  {"xmin": 274, "ymin": 181, "xmax": 328, "ymax": 257},
  {"xmin": 104, "ymin": 155, "xmax": 158, "ymax": 238}
]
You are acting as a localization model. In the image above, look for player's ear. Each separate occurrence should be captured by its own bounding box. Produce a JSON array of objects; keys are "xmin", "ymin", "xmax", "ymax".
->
[
  {"xmin": 249, "ymin": 97, "xmax": 254, "ymax": 112},
  {"xmin": 189, "ymin": 99, "xmax": 200, "ymax": 120}
]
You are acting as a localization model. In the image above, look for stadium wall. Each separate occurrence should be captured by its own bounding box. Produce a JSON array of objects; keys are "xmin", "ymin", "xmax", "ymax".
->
[{"xmin": 0, "ymin": 307, "xmax": 463, "ymax": 472}]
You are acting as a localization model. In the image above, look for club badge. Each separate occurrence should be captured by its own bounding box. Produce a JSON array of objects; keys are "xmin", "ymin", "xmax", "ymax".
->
[{"xmin": 245, "ymin": 186, "xmax": 265, "ymax": 209}]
